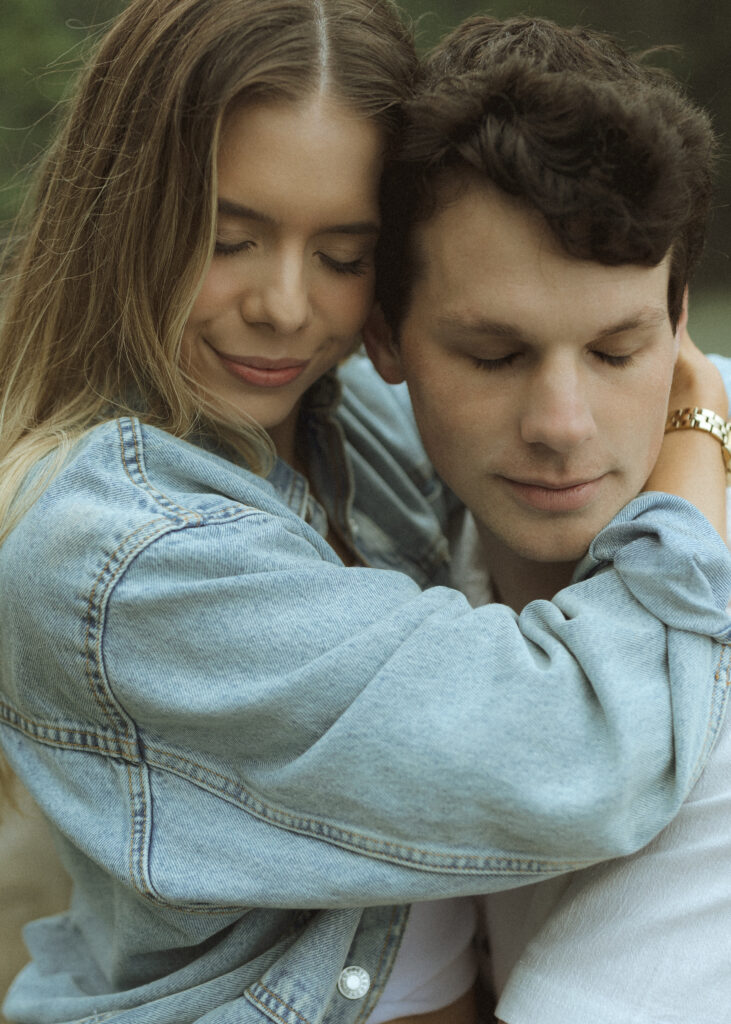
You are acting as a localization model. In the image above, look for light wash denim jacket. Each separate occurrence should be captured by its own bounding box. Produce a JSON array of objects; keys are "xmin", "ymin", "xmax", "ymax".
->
[{"xmin": 2, "ymin": 356, "xmax": 731, "ymax": 1024}]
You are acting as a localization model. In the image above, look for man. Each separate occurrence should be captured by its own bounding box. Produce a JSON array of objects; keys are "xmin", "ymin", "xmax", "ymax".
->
[{"xmin": 365, "ymin": 16, "xmax": 731, "ymax": 1023}]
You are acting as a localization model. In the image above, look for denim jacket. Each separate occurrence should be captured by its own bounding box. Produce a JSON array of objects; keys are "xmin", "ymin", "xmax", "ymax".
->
[{"xmin": 2, "ymin": 356, "xmax": 731, "ymax": 1023}]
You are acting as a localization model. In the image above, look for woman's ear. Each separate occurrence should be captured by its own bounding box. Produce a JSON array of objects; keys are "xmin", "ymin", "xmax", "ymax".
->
[{"xmin": 363, "ymin": 305, "xmax": 405, "ymax": 385}]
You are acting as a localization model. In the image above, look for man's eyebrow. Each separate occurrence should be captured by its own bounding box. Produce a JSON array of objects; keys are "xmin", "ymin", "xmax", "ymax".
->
[
  {"xmin": 435, "ymin": 306, "xmax": 670, "ymax": 341},
  {"xmin": 434, "ymin": 314, "xmax": 524, "ymax": 338},
  {"xmin": 593, "ymin": 307, "xmax": 669, "ymax": 341},
  {"xmin": 217, "ymin": 198, "xmax": 379, "ymax": 236}
]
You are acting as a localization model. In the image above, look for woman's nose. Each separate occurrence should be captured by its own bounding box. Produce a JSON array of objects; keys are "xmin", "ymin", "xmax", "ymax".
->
[{"xmin": 241, "ymin": 253, "xmax": 310, "ymax": 335}]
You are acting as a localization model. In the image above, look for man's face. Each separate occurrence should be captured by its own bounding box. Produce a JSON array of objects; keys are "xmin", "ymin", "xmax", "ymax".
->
[{"xmin": 368, "ymin": 180, "xmax": 680, "ymax": 564}]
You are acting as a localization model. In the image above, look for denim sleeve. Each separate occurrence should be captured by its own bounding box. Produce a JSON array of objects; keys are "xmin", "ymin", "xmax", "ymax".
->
[{"xmin": 77, "ymin": 490, "xmax": 731, "ymax": 908}]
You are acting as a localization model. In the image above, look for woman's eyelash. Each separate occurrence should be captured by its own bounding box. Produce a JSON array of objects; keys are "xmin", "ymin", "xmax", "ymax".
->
[
  {"xmin": 213, "ymin": 243, "xmax": 368, "ymax": 276},
  {"xmin": 214, "ymin": 239, "xmax": 254, "ymax": 257},
  {"xmin": 319, "ymin": 253, "xmax": 369, "ymax": 276}
]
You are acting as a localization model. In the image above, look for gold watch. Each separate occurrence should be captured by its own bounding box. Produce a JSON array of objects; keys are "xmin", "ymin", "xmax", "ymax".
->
[{"xmin": 665, "ymin": 406, "xmax": 731, "ymax": 470}]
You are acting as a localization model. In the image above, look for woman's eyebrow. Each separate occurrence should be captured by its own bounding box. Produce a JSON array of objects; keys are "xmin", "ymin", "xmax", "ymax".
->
[
  {"xmin": 217, "ymin": 197, "xmax": 379, "ymax": 236},
  {"xmin": 218, "ymin": 198, "xmax": 274, "ymax": 225}
]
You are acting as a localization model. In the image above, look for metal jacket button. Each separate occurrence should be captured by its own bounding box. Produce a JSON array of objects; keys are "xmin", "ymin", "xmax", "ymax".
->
[{"xmin": 337, "ymin": 966, "xmax": 370, "ymax": 1000}]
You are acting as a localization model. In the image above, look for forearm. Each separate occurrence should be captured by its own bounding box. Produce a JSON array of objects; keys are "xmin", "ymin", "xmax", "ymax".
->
[{"xmin": 646, "ymin": 429, "xmax": 727, "ymax": 539}]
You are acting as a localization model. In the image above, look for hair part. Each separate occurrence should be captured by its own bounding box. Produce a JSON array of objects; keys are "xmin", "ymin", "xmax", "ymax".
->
[{"xmin": 377, "ymin": 16, "xmax": 716, "ymax": 334}]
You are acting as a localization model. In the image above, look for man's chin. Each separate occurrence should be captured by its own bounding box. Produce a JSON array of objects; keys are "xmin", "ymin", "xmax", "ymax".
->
[
  {"xmin": 476, "ymin": 521, "xmax": 598, "ymax": 567},
  {"xmin": 513, "ymin": 541, "xmax": 591, "ymax": 565}
]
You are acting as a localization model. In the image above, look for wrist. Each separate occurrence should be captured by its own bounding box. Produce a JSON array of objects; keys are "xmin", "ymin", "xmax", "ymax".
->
[
  {"xmin": 669, "ymin": 354, "xmax": 728, "ymax": 420},
  {"xmin": 665, "ymin": 406, "xmax": 731, "ymax": 472}
]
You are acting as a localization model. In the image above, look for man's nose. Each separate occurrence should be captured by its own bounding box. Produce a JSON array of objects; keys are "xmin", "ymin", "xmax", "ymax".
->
[{"xmin": 520, "ymin": 362, "xmax": 597, "ymax": 453}]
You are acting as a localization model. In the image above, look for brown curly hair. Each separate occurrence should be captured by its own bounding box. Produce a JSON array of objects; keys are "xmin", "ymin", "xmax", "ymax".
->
[{"xmin": 377, "ymin": 16, "xmax": 716, "ymax": 333}]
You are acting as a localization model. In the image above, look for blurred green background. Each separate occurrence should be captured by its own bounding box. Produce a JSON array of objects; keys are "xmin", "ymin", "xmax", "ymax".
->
[{"xmin": 1, "ymin": 0, "xmax": 728, "ymax": 353}]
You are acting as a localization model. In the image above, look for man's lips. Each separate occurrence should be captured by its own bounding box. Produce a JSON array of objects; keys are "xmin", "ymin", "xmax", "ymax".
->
[
  {"xmin": 212, "ymin": 348, "xmax": 310, "ymax": 388},
  {"xmin": 503, "ymin": 475, "xmax": 605, "ymax": 512}
]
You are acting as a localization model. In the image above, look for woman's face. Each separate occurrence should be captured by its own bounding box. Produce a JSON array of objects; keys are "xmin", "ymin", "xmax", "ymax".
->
[{"xmin": 182, "ymin": 95, "xmax": 384, "ymax": 464}]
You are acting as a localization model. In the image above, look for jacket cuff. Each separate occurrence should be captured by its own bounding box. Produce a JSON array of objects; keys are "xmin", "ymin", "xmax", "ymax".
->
[{"xmin": 578, "ymin": 492, "xmax": 731, "ymax": 639}]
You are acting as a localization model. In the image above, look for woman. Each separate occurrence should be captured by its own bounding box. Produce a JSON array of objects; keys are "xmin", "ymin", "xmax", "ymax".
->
[{"xmin": 0, "ymin": 1, "xmax": 729, "ymax": 1020}]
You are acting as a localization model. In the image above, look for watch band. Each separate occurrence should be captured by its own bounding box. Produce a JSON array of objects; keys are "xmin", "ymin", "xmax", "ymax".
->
[{"xmin": 665, "ymin": 406, "xmax": 731, "ymax": 470}]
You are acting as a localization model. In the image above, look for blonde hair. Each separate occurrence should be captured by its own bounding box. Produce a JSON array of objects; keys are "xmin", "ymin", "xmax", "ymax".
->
[
  {"xmin": 0, "ymin": 0, "xmax": 415, "ymax": 798},
  {"xmin": 0, "ymin": 0, "xmax": 416, "ymax": 543}
]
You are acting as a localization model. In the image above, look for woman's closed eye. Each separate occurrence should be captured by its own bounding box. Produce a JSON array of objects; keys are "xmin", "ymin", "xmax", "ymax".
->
[
  {"xmin": 214, "ymin": 238, "xmax": 255, "ymax": 257},
  {"xmin": 318, "ymin": 251, "xmax": 370, "ymax": 276}
]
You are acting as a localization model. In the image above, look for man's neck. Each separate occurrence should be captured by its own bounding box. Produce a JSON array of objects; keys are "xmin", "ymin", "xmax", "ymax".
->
[{"xmin": 475, "ymin": 523, "xmax": 577, "ymax": 613}]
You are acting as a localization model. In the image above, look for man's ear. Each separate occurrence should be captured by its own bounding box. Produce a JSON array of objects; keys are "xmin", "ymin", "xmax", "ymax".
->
[{"xmin": 363, "ymin": 305, "xmax": 405, "ymax": 385}]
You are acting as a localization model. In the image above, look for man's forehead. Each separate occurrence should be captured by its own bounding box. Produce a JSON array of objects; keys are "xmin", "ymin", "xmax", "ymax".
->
[
  {"xmin": 412, "ymin": 174, "xmax": 673, "ymax": 280},
  {"xmin": 410, "ymin": 179, "xmax": 671, "ymax": 302},
  {"xmin": 404, "ymin": 208, "xmax": 673, "ymax": 350}
]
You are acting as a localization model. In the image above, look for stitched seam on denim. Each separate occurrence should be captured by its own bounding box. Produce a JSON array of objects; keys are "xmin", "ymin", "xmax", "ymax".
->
[
  {"xmin": 249, "ymin": 983, "xmax": 312, "ymax": 1024},
  {"xmin": 0, "ymin": 722, "xmax": 236, "ymax": 913},
  {"xmin": 84, "ymin": 518, "xmax": 178, "ymax": 741},
  {"xmin": 247, "ymin": 990, "xmax": 303, "ymax": 1024},
  {"xmin": 81, "ymin": 497, "xmax": 197, "ymax": 904},
  {"xmin": 117, "ymin": 419, "xmax": 202, "ymax": 524},
  {"xmin": 117, "ymin": 418, "xmax": 253, "ymax": 524},
  {"xmin": 144, "ymin": 745, "xmax": 588, "ymax": 875},
  {"xmin": 0, "ymin": 702, "xmax": 137, "ymax": 758},
  {"xmin": 246, "ymin": 992, "xmax": 288, "ymax": 1024},
  {"xmin": 125, "ymin": 760, "xmax": 151, "ymax": 899},
  {"xmin": 82, "ymin": 491, "xmax": 252, "ymax": 743},
  {"xmin": 123, "ymin": 746, "xmax": 247, "ymax": 913},
  {"xmin": 354, "ymin": 905, "xmax": 403, "ymax": 1024}
]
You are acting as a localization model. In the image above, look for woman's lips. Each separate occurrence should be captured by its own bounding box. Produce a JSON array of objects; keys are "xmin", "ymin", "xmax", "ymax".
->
[
  {"xmin": 504, "ymin": 476, "xmax": 605, "ymax": 512},
  {"xmin": 213, "ymin": 350, "xmax": 310, "ymax": 388}
]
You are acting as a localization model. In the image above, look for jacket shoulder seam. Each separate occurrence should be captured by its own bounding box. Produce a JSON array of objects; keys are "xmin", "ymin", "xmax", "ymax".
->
[{"xmin": 116, "ymin": 417, "xmax": 257, "ymax": 524}]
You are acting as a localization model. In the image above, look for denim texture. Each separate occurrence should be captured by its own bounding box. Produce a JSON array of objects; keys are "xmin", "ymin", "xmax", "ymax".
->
[{"xmin": 1, "ymin": 356, "xmax": 730, "ymax": 1022}]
